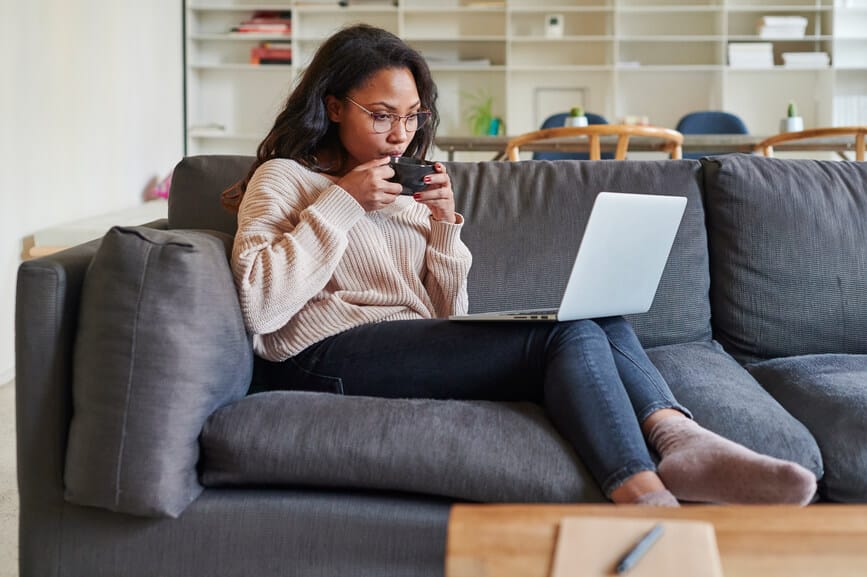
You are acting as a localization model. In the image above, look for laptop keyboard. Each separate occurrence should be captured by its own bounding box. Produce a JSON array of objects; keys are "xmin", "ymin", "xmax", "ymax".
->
[{"xmin": 506, "ymin": 308, "xmax": 558, "ymax": 317}]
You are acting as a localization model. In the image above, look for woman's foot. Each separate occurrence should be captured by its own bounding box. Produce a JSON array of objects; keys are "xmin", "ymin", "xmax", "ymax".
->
[
  {"xmin": 610, "ymin": 471, "xmax": 680, "ymax": 507},
  {"xmin": 632, "ymin": 490, "xmax": 680, "ymax": 507},
  {"xmin": 648, "ymin": 416, "xmax": 817, "ymax": 505}
]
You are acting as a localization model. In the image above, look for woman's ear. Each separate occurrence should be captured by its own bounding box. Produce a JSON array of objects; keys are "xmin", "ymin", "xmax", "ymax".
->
[{"xmin": 325, "ymin": 95, "xmax": 342, "ymax": 123}]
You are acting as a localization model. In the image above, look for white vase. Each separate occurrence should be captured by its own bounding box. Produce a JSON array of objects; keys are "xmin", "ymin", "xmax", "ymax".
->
[
  {"xmin": 565, "ymin": 115, "xmax": 589, "ymax": 127},
  {"xmin": 780, "ymin": 117, "xmax": 804, "ymax": 133}
]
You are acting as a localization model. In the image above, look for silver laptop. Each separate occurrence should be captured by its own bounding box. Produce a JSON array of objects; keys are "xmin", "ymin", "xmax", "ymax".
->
[{"xmin": 449, "ymin": 192, "xmax": 687, "ymax": 322}]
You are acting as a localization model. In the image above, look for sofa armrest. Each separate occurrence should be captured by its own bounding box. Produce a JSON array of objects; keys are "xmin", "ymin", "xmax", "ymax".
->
[
  {"xmin": 16, "ymin": 219, "xmax": 168, "ymax": 506},
  {"xmin": 15, "ymin": 240, "xmax": 101, "ymax": 506}
]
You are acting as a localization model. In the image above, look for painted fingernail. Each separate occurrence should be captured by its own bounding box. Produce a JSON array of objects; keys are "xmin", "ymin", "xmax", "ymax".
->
[
  {"xmin": 423, "ymin": 176, "xmax": 431, "ymax": 183},
  {"xmin": 413, "ymin": 193, "xmax": 421, "ymax": 199}
]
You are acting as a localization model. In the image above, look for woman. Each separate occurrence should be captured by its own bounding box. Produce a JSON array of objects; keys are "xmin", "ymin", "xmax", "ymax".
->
[{"xmin": 225, "ymin": 23, "xmax": 816, "ymax": 506}]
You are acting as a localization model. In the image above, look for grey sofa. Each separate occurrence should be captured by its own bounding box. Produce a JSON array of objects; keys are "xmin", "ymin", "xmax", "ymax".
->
[{"xmin": 16, "ymin": 154, "xmax": 867, "ymax": 577}]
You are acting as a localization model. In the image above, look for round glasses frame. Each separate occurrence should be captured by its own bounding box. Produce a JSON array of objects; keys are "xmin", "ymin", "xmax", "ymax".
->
[{"xmin": 345, "ymin": 97, "xmax": 431, "ymax": 134}]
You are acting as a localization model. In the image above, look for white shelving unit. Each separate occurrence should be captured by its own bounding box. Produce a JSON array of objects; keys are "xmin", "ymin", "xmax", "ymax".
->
[{"xmin": 184, "ymin": 0, "xmax": 867, "ymax": 156}]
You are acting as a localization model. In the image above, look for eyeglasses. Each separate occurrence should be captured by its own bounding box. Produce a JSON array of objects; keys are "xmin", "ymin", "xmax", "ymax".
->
[{"xmin": 345, "ymin": 97, "xmax": 431, "ymax": 134}]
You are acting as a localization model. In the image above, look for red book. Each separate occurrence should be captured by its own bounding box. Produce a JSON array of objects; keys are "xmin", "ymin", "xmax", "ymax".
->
[{"xmin": 250, "ymin": 45, "xmax": 293, "ymax": 65}]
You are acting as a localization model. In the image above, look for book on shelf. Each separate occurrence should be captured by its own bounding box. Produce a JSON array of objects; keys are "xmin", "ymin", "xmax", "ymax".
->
[
  {"xmin": 231, "ymin": 10, "xmax": 292, "ymax": 35},
  {"xmin": 232, "ymin": 24, "xmax": 292, "ymax": 33},
  {"xmin": 250, "ymin": 42, "xmax": 293, "ymax": 65},
  {"xmin": 261, "ymin": 41, "xmax": 292, "ymax": 49},
  {"xmin": 341, "ymin": 0, "xmax": 399, "ymax": 5},
  {"xmin": 248, "ymin": 10, "xmax": 292, "ymax": 19},
  {"xmin": 833, "ymin": 95, "xmax": 867, "ymax": 126}
]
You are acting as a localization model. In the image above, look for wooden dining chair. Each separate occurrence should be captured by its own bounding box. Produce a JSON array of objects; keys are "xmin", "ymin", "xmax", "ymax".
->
[
  {"xmin": 755, "ymin": 126, "xmax": 866, "ymax": 161},
  {"xmin": 504, "ymin": 125, "xmax": 684, "ymax": 161}
]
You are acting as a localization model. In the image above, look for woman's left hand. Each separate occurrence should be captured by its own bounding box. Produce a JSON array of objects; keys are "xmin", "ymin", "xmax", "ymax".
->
[{"xmin": 413, "ymin": 162, "xmax": 456, "ymax": 224}]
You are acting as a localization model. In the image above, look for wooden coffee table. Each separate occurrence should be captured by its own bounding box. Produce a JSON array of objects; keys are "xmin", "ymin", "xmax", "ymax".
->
[{"xmin": 446, "ymin": 504, "xmax": 867, "ymax": 577}]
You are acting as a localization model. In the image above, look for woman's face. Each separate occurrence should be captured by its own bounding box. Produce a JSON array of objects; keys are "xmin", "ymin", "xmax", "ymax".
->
[{"xmin": 326, "ymin": 66, "xmax": 422, "ymax": 172}]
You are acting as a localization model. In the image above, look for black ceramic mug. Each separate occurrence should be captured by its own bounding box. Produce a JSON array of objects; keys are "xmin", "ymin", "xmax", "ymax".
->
[{"xmin": 388, "ymin": 156, "xmax": 436, "ymax": 195}]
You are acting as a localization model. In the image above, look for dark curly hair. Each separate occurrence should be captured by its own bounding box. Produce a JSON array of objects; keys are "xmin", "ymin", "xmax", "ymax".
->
[{"xmin": 222, "ymin": 24, "xmax": 439, "ymax": 211}]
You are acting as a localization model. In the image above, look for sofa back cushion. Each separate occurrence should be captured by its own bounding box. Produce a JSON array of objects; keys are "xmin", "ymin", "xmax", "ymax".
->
[
  {"xmin": 702, "ymin": 155, "xmax": 867, "ymax": 362},
  {"xmin": 65, "ymin": 226, "xmax": 253, "ymax": 517},
  {"xmin": 168, "ymin": 156, "xmax": 711, "ymax": 348},
  {"xmin": 447, "ymin": 159, "xmax": 711, "ymax": 348},
  {"xmin": 168, "ymin": 155, "xmax": 253, "ymax": 235}
]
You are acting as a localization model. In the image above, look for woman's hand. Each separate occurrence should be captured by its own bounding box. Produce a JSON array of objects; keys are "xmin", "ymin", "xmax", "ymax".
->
[
  {"xmin": 414, "ymin": 162, "xmax": 456, "ymax": 224},
  {"xmin": 336, "ymin": 158, "xmax": 403, "ymax": 212}
]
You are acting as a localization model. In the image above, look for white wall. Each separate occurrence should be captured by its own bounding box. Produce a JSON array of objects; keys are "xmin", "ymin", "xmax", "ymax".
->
[{"xmin": 2, "ymin": 0, "xmax": 184, "ymax": 382}]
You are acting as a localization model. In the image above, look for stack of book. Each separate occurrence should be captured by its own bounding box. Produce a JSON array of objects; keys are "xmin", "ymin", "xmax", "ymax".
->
[
  {"xmin": 833, "ymin": 95, "xmax": 867, "ymax": 126},
  {"xmin": 782, "ymin": 51, "xmax": 830, "ymax": 68},
  {"xmin": 250, "ymin": 42, "xmax": 292, "ymax": 65},
  {"xmin": 757, "ymin": 16, "xmax": 807, "ymax": 39},
  {"xmin": 728, "ymin": 43, "xmax": 774, "ymax": 68},
  {"xmin": 231, "ymin": 11, "xmax": 292, "ymax": 36}
]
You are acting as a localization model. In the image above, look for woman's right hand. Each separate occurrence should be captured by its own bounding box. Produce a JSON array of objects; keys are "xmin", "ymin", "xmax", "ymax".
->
[{"xmin": 336, "ymin": 158, "xmax": 403, "ymax": 212}]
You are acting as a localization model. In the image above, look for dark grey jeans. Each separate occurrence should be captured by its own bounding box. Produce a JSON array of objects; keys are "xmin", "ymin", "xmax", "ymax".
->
[{"xmin": 252, "ymin": 316, "xmax": 690, "ymax": 496}]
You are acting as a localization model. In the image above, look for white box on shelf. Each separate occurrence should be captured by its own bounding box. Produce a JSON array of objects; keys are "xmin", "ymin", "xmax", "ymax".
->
[
  {"xmin": 728, "ymin": 42, "xmax": 774, "ymax": 68},
  {"xmin": 545, "ymin": 14, "xmax": 564, "ymax": 38},
  {"xmin": 757, "ymin": 16, "xmax": 807, "ymax": 39},
  {"xmin": 782, "ymin": 52, "xmax": 830, "ymax": 68}
]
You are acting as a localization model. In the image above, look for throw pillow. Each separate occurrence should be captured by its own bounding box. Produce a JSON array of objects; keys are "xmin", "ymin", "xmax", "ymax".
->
[
  {"xmin": 702, "ymin": 155, "xmax": 867, "ymax": 362},
  {"xmin": 748, "ymin": 354, "xmax": 867, "ymax": 502},
  {"xmin": 64, "ymin": 226, "xmax": 253, "ymax": 518}
]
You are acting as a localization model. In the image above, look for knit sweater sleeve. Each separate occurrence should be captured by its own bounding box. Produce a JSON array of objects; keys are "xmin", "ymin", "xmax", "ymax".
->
[
  {"xmin": 231, "ymin": 160, "xmax": 365, "ymax": 334},
  {"xmin": 424, "ymin": 214, "xmax": 473, "ymax": 316}
]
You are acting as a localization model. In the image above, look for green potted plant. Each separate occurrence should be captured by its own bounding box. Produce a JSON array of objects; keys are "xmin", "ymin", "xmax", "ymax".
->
[
  {"xmin": 565, "ymin": 105, "xmax": 588, "ymax": 127},
  {"xmin": 464, "ymin": 90, "xmax": 495, "ymax": 136},
  {"xmin": 781, "ymin": 100, "xmax": 804, "ymax": 133}
]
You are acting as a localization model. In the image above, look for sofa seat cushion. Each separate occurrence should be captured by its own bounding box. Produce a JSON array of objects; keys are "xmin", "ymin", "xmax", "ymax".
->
[
  {"xmin": 747, "ymin": 355, "xmax": 867, "ymax": 502},
  {"xmin": 647, "ymin": 340, "xmax": 823, "ymax": 477},
  {"xmin": 702, "ymin": 155, "xmax": 867, "ymax": 363},
  {"xmin": 200, "ymin": 341, "xmax": 823, "ymax": 502},
  {"xmin": 445, "ymin": 159, "xmax": 711, "ymax": 349},
  {"xmin": 65, "ymin": 226, "xmax": 253, "ymax": 518},
  {"xmin": 199, "ymin": 391, "xmax": 606, "ymax": 503}
]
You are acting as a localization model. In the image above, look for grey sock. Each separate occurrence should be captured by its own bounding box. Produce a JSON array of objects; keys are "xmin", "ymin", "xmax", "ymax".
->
[{"xmin": 649, "ymin": 417, "xmax": 817, "ymax": 505}]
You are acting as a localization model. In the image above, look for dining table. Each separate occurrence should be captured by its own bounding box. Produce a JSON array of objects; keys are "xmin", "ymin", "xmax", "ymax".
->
[{"xmin": 434, "ymin": 134, "xmax": 861, "ymax": 161}]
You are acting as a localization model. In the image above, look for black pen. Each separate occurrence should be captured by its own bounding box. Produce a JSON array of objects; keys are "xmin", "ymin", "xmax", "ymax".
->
[{"xmin": 615, "ymin": 523, "xmax": 665, "ymax": 574}]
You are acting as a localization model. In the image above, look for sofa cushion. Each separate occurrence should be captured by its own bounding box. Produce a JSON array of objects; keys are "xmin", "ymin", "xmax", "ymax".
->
[
  {"xmin": 165, "ymin": 156, "xmax": 712, "ymax": 348},
  {"xmin": 65, "ymin": 226, "xmax": 253, "ymax": 518},
  {"xmin": 199, "ymin": 391, "xmax": 606, "ymax": 503},
  {"xmin": 446, "ymin": 159, "xmax": 711, "ymax": 348},
  {"xmin": 702, "ymin": 155, "xmax": 867, "ymax": 362},
  {"xmin": 747, "ymin": 355, "xmax": 867, "ymax": 502},
  {"xmin": 200, "ymin": 341, "xmax": 823, "ymax": 502},
  {"xmin": 647, "ymin": 340, "xmax": 823, "ymax": 477},
  {"xmin": 168, "ymin": 155, "xmax": 253, "ymax": 236}
]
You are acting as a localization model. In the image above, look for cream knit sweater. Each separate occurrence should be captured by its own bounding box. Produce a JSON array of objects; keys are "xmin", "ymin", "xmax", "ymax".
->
[{"xmin": 231, "ymin": 158, "xmax": 473, "ymax": 361}]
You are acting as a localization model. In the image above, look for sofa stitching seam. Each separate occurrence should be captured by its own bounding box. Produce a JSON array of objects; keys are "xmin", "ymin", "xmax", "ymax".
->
[{"xmin": 113, "ymin": 243, "xmax": 154, "ymax": 507}]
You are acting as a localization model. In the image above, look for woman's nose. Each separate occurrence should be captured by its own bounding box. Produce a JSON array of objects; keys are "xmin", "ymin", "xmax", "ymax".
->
[{"xmin": 386, "ymin": 121, "xmax": 408, "ymax": 142}]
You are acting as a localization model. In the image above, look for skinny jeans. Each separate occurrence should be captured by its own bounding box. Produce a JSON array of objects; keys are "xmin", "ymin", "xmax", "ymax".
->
[{"xmin": 252, "ymin": 316, "xmax": 691, "ymax": 496}]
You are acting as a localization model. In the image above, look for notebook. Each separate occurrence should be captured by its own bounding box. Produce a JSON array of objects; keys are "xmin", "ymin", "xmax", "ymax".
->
[
  {"xmin": 449, "ymin": 192, "xmax": 687, "ymax": 322},
  {"xmin": 549, "ymin": 516, "xmax": 724, "ymax": 577}
]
